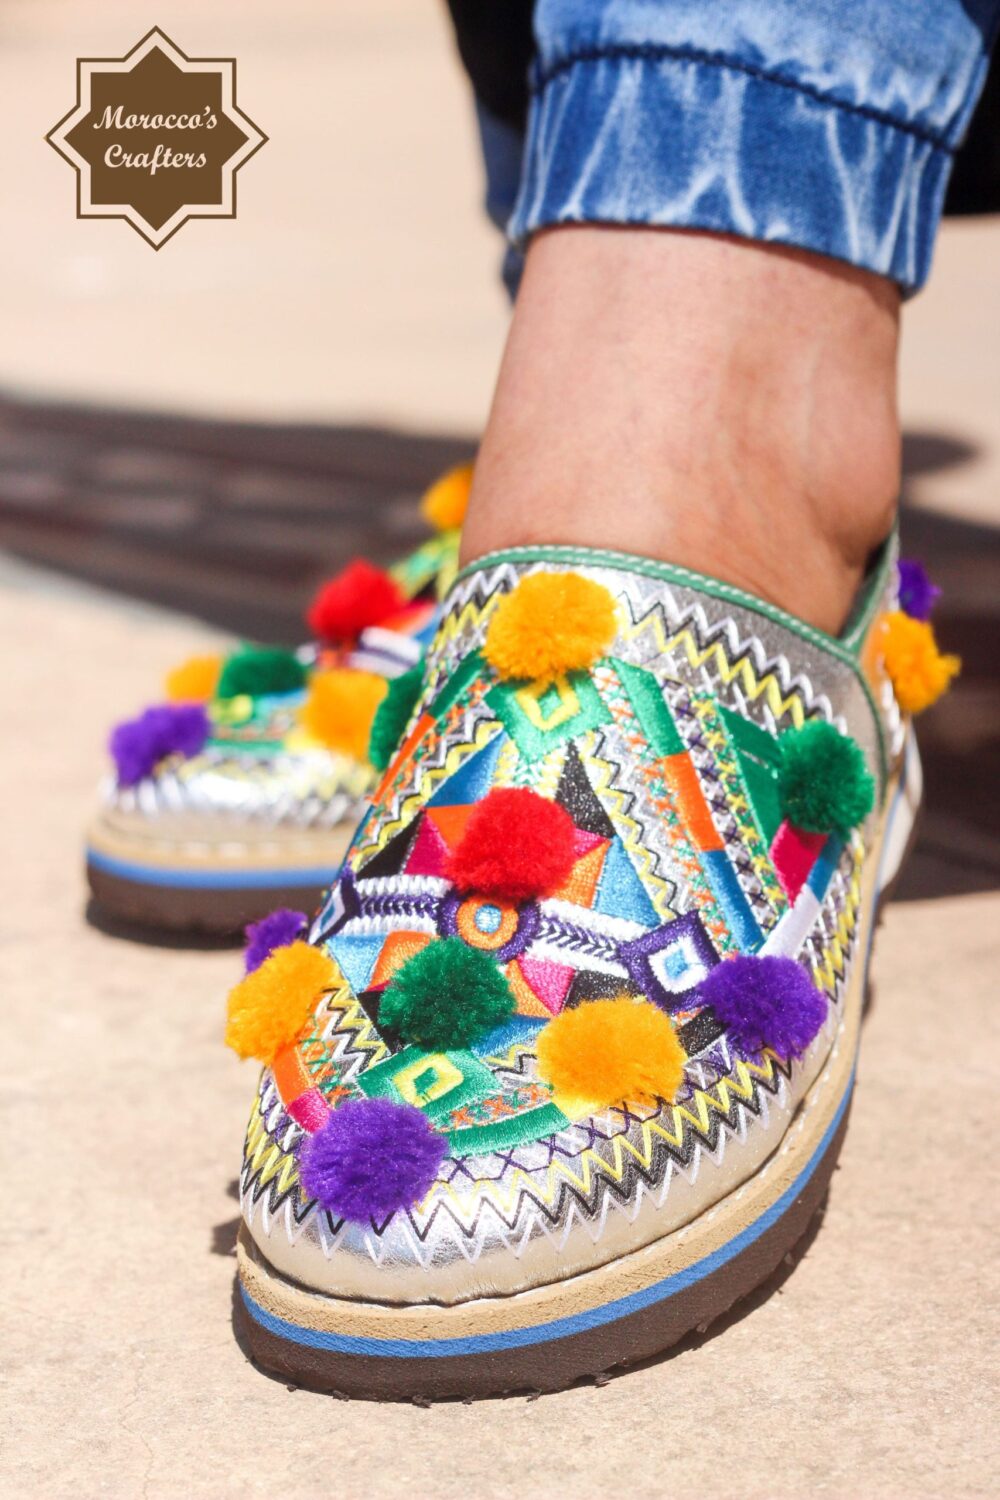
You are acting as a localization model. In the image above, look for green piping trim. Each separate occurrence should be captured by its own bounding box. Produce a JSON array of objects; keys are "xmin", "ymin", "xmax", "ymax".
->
[
  {"xmin": 841, "ymin": 528, "xmax": 898, "ymax": 649},
  {"xmin": 455, "ymin": 543, "xmax": 889, "ymax": 796}
]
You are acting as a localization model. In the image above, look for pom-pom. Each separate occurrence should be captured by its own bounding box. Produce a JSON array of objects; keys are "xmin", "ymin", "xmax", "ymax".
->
[
  {"xmin": 536, "ymin": 996, "xmax": 686, "ymax": 1108},
  {"xmin": 225, "ymin": 941, "xmax": 335, "ymax": 1063},
  {"xmin": 297, "ymin": 1098, "xmax": 446, "ymax": 1222},
  {"xmin": 307, "ymin": 559, "xmax": 405, "ymax": 643},
  {"xmin": 110, "ymin": 703, "xmax": 209, "ymax": 787},
  {"xmin": 369, "ymin": 663, "xmax": 424, "ymax": 772},
  {"xmin": 419, "ymin": 462, "xmax": 474, "ymax": 532},
  {"xmin": 699, "ymin": 954, "xmax": 827, "ymax": 1059},
  {"xmin": 379, "ymin": 938, "xmax": 513, "ymax": 1049},
  {"xmin": 484, "ymin": 572, "xmax": 618, "ymax": 684},
  {"xmin": 244, "ymin": 908, "xmax": 308, "ymax": 973},
  {"xmin": 301, "ymin": 669, "xmax": 387, "ymax": 760},
  {"xmin": 897, "ymin": 558, "xmax": 941, "ymax": 622},
  {"xmin": 446, "ymin": 788, "xmax": 577, "ymax": 902},
  {"xmin": 879, "ymin": 611, "xmax": 960, "ymax": 715},
  {"xmin": 777, "ymin": 720, "xmax": 875, "ymax": 834},
  {"xmin": 217, "ymin": 646, "xmax": 306, "ymax": 700},
  {"xmin": 164, "ymin": 654, "xmax": 222, "ymax": 702}
]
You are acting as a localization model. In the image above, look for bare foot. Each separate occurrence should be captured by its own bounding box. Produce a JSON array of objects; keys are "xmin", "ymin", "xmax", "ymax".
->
[{"xmin": 461, "ymin": 227, "xmax": 901, "ymax": 636}]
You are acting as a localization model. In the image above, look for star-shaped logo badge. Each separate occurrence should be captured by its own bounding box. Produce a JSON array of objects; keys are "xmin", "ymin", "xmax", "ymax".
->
[{"xmin": 46, "ymin": 27, "xmax": 267, "ymax": 248}]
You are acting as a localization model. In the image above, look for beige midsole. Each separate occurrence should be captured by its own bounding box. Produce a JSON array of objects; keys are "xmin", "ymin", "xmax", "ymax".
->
[{"xmin": 87, "ymin": 815, "xmax": 354, "ymax": 874}]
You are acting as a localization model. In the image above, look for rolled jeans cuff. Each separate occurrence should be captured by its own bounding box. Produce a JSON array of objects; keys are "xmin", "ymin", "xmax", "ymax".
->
[{"xmin": 509, "ymin": 46, "xmax": 963, "ymax": 293}]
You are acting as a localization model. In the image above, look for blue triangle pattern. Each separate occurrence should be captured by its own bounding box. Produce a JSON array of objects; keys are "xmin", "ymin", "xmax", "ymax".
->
[
  {"xmin": 328, "ymin": 932, "xmax": 384, "ymax": 994},
  {"xmin": 427, "ymin": 729, "xmax": 506, "ymax": 808},
  {"xmin": 593, "ymin": 837, "xmax": 661, "ymax": 926}
]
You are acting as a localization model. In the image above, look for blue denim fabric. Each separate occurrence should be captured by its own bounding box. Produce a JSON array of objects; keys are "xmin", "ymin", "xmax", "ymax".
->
[
  {"xmin": 474, "ymin": 103, "xmax": 527, "ymax": 302},
  {"xmin": 484, "ymin": 0, "xmax": 999, "ymax": 292}
]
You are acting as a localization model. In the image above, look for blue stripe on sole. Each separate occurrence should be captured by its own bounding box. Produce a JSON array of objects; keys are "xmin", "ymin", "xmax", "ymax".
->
[
  {"xmin": 86, "ymin": 846, "xmax": 339, "ymax": 891},
  {"xmin": 240, "ymin": 1071, "xmax": 853, "ymax": 1360}
]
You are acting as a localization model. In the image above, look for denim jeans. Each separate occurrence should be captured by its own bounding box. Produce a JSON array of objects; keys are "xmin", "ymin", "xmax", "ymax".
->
[{"xmin": 460, "ymin": 0, "xmax": 999, "ymax": 294}]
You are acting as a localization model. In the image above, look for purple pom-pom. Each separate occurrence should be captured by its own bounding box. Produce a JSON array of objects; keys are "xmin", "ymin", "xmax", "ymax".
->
[
  {"xmin": 109, "ymin": 703, "xmax": 209, "ymax": 787},
  {"xmin": 897, "ymin": 558, "xmax": 941, "ymax": 622},
  {"xmin": 297, "ymin": 1098, "xmax": 446, "ymax": 1223},
  {"xmin": 243, "ymin": 908, "xmax": 308, "ymax": 973},
  {"xmin": 700, "ymin": 954, "xmax": 827, "ymax": 1060}
]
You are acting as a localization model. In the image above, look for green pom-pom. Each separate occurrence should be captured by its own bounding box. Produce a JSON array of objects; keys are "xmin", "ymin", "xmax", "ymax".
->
[
  {"xmin": 379, "ymin": 938, "xmax": 513, "ymax": 1049},
  {"xmin": 217, "ymin": 646, "xmax": 307, "ymax": 700},
  {"xmin": 778, "ymin": 720, "xmax": 875, "ymax": 834},
  {"xmin": 369, "ymin": 663, "xmax": 424, "ymax": 772}
]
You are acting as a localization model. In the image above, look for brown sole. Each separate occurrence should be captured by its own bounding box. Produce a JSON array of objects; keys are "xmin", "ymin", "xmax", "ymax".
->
[{"xmin": 86, "ymin": 861, "xmax": 333, "ymax": 936}]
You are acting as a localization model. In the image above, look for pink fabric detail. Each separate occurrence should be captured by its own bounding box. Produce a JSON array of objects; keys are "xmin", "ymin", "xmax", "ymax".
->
[
  {"xmin": 771, "ymin": 821, "xmax": 826, "ymax": 900},
  {"xmin": 518, "ymin": 956, "xmax": 575, "ymax": 1015},
  {"xmin": 287, "ymin": 1089, "xmax": 330, "ymax": 1132},
  {"xmin": 571, "ymin": 828, "xmax": 605, "ymax": 858},
  {"xmin": 405, "ymin": 817, "xmax": 450, "ymax": 877}
]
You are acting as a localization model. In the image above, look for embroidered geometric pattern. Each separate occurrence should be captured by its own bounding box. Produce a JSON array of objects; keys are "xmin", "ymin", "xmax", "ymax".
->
[{"xmin": 239, "ymin": 547, "xmax": 898, "ymax": 1280}]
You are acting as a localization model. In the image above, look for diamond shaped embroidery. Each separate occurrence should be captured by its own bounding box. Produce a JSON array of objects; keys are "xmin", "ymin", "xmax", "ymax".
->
[
  {"xmin": 618, "ymin": 911, "xmax": 720, "ymax": 1010},
  {"xmin": 487, "ymin": 670, "xmax": 611, "ymax": 760},
  {"xmin": 356, "ymin": 1046, "xmax": 495, "ymax": 1122}
]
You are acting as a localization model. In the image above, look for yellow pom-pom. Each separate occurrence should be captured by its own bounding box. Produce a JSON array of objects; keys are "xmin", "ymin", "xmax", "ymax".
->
[
  {"xmin": 164, "ymin": 654, "xmax": 223, "ymax": 702},
  {"xmin": 484, "ymin": 572, "xmax": 618, "ymax": 685},
  {"xmin": 536, "ymin": 996, "xmax": 686, "ymax": 1108},
  {"xmin": 300, "ymin": 669, "xmax": 388, "ymax": 760},
  {"xmin": 225, "ymin": 941, "xmax": 335, "ymax": 1063},
  {"xmin": 879, "ymin": 610, "xmax": 960, "ymax": 715},
  {"xmin": 420, "ymin": 462, "xmax": 474, "ymax": 532}
]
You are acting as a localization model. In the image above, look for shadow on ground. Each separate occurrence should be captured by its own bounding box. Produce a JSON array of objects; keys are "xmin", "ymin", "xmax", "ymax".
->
[
  {"xmin": 0, "ymin": 390, "xmax": 474, "ymax": 640},
  {"xmin": 0, "ymin": 391, "xmax": 996, "ymax": 898}
]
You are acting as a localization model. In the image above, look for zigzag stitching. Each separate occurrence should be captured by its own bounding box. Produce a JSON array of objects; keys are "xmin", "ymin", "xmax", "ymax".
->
[
  {"xmin": 372, "ymin": 697, "xmax": 494, "ymax": 824},
  {"xmin": 318, "ymin": 998, "xmax": 389, "ymax": 1070},
  {"xmin": 584, "ymin": 731, "xmax": 681, "ymax": 920},
  {"xmin": 811, "ymin": 842, "xmax": 864, "ymax": 995},
  {"xmin": 684, "ymin": 691, "xmax": 787, "ymax": 918},
  {"xmin": 618, "ymin": 599, "xmax": 829, "ymax": 727},
  {"xmin": 353, "ymin": 716, "xmax": 502, "ymax": 865},
  {"xmin": 412, "ymin": 1051, "xmax": 787, "ymax": 1237}
]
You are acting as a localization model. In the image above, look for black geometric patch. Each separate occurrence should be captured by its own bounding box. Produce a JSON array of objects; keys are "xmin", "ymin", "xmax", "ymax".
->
[
  {"xmin": 556, "ymin": 743, "xmax": 616, "ymax": 841},
  {"xmin": 676, "ymin": 1007, "xmax": 724, "ymax": 1057},
  {"xmin": 359, "ymin": 818, "xmax": 419, "ymax": 880},
  {"xmin": 564, "ymin": 968, "xmax": 640, "ymax": 1008}
]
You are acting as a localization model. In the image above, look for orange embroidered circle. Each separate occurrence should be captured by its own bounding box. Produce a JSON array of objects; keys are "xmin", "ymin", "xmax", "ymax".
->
[{"xmin": 455, "ymin": 897, "xmax": 518, "ymax": 951}]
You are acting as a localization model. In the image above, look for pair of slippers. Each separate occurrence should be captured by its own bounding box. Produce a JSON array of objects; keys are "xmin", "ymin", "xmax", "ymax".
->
[{"xmin": 87, "ymin": 479, "xmax": 957, "ymax": 1399}]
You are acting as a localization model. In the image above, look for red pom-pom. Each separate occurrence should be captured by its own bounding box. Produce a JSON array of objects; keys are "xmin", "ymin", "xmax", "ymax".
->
[
  {"xmin": 307, "ymin": 559, "xmax": 404, "ymax": 643},
  {"xmin": 446, "ymin": 788, "xmax": 577, "ymax": 903}
]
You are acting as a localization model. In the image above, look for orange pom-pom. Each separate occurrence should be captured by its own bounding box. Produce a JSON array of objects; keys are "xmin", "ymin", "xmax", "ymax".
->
[
  {"xmin": 225, "ymin": 941, "xmax": 335, "ymax": 1063},
  {"xmin": 420, "ymin": 462, "xmax": 474, "ymax": 532},
  {"xmin": 301, "ymin": 669, "xmax": 387, "ymax": 760},
  {"xmin": 307, "ymin": 559, "xmax": 404, "ymax": 643},
  {"xmin": 879, "ymin": 610, "xmax": 960, "ymax": 715},
  {"xmin": 164, "ymin": 654, "xmax": 222, "ymax": 702},
  {"xmin": 484, "ymin": 572, "xmax": 617, "ymax": 685},
  {"xmin": 536, "ymin": 996, "xmax": 686, "ymax": 1108}
]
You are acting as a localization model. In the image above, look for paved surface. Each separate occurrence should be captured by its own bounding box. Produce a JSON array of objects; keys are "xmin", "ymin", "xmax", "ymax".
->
[{"xmin": 1, "ymin": 4, "xmax": 999, "ymax": 1497}]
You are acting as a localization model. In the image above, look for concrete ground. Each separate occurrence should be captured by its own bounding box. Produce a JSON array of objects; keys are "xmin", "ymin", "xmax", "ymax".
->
[{"xmin": 2, "ymin": 4, "xmax": 999, "ymax": 1497}]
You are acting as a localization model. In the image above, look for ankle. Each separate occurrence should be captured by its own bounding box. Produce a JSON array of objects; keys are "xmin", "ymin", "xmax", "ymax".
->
[{"xmin": 461, "ymin": 228, "xmax": 901, "ymax": 635}]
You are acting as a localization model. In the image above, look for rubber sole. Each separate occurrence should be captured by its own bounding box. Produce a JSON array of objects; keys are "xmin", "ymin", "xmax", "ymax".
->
[
  {"xmin": 86, "ymin": 859, "xmax": 337, "ymax": 936},
  {"xmin": 85, "ymin": 827, "xmax": 351, "ymax": 936},
  {"xmin": 233, "ymin": 741, "xmax": 918, "ymax": 1399}
]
